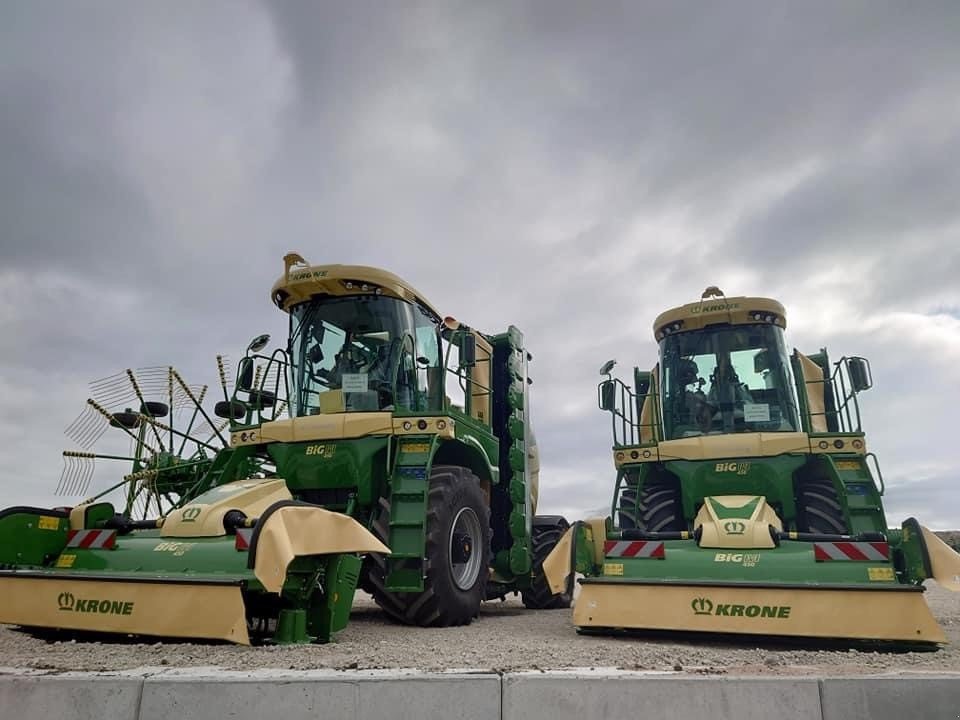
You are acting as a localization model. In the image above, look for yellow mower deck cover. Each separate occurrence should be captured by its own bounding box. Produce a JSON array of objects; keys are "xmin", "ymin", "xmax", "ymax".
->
[
  {"xmin": 922, "ymin": 526, "xmax": 960, "ymax": 592},
  {"xmin": 0, "ymin": 577, "xmax": 251, "ymax": 644},
  {"xmin": 254, "ymin": 505, "xmax": 390, "ymax": 593},
  {"xmin": 574, "ymin": 582, "xmax": 946, "ymax": 644},
  {"xmin": 543, "ymin": 517, "xmax": 607, "ymax": 595}
]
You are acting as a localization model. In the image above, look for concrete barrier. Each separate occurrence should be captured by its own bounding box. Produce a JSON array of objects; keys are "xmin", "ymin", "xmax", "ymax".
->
[
  {"xmin": 0, "ymin": 675, "xmax": 143, "ymax": 720},
  {"xmin": 820, "ymin": 676, "xmax": 960, "ymax": 720},
  {"xmin": 3, "ymin": 669, "xmax": 960, "ymax": 720},
  {"xmin": 139, "ymin": 670, "xmax": 501, "ymax": 720},
  {"xmin": 502, "ymin": 671, "xmax": 823, "ymax": 720}
]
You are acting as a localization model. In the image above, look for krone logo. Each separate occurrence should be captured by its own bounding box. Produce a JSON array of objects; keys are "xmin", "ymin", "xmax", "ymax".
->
[
  {"xmin": 723, "ymin": 521, "xmax": 747, "ymax": 535},
  {"xmin": 57, "ymin": 591, "xmax": 75, "ymax": 611},
  {"xmin": 181, "ymin": 507, "xmax": 202, "ymax": 522},
  {"xmin": 691, "ymin": 597, "xmax": 714, "ymax": 615}
]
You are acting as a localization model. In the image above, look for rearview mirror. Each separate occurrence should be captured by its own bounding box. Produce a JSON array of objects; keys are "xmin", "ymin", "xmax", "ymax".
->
[
  {"xmin": 847, "ymin": 357, "xmax": 872, "ymax": 392},
  {"xmin": 599, "ymin": 380, "xmax": 616, "ymax": 411},
  {"xmin": 237, "ymin": 357, "xmax": 254, "ymax": 391}
]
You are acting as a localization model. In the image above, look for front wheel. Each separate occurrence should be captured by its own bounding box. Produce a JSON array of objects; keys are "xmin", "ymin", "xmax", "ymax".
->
[{"xmin": 367, "ymin": 465, "xmax": 490, "ymax": 626}]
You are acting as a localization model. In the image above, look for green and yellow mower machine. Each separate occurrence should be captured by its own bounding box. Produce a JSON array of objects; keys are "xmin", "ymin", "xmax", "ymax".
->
[
  {"xmin": 545, "ymin": 287, "xmax": 960, "ymax": 647},
  {"xmin": 0, "ymin": 253, "xmax": 569, "ymax": 645}
]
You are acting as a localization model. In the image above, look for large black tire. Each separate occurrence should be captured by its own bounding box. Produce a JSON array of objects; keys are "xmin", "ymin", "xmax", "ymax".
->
[
  {"xmin": 366, "ymin": 465, "xmax": 490, "ymax": 626},
  {"xmin": 796, "ymin": 476, "xmax": 848, "ymax": 534},
  {"xmin": 634, "ymin": 476, "xmax": 685, "ymax": 533},
  {"xmin": 521, "ymin": 518, "xmax": 572, "ymax": 610},
  {"xmin": 617, "ymin": 478, "xmax": 639, "ymax": 529}
]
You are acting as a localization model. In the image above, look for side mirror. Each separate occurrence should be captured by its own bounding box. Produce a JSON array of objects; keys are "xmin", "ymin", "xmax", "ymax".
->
[
  {"xmin": 237, "ymin": 357, "xmax": 254, "ymax": 391},
  {"xmin": 599, "ymin": 380, "xmax": 616, "ymax": 411},
  {"xmin": 461, "ymin": 334, "xmax": 477, "ymax": 368},
  {"xmin": 847, "ymin": 357, "xmax": 872, "ymax": 392}
]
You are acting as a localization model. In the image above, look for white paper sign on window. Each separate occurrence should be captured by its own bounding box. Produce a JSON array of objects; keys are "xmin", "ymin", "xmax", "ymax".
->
[
  {"xmin": 744, "ymin": 403, "xmax": 770, "ymax": 422},
  {"xmin": 341, "ymin": 373, "xmax": 368, "ymax": 393}
]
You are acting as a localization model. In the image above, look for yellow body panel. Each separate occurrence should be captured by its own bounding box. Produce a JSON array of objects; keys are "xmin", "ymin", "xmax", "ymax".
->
[
  {"xmin": 543, "ymin": 526, "xmax": 574, "ymax": 595},
  {"xmin": 573, "ymin": 582, "xmax": 946, "ymax": 644},
  {"xmin": 657, "ymin": 432, "xmax": 810, "ymax": 461},
  {"xmin": 543, "ymin": 517, "xmax": 608, "ymax": 595},
  {"xmin": 922, "ymin": 526, "xmax": 960, "ymax": 591},
  {"xmin": 253, "ymin": 505, "xmax": 390, "ymax": 593},
  {"xmin": 639, "ymin": 364, "xmax": 659, "ymax": 445},
  {"xmin": 247, "ymin": 412, "xmax": 394, "ymax": 445},
  {"xmin": 694, "ymin": 496, "xmax": 782, "ymax": 549},
  {"xmin": 0, "ymin": 577, "xmax": 250, "ymax": 644},
  {"xmin": 162, "ymin": 479, "xmax": 292, "ymax": 538},
  {"xmin": 796, "ymin": 352, "xmax": 829, "ymax": 433},
  {"xmin": 469, "ymin": 333, "xmax": 493, "ymax": 425}
]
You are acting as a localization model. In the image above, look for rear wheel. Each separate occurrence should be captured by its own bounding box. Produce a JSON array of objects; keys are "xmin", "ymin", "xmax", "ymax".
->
[
  {"xmin": 366, "ymin": 465, "xmax": 490, "ymax": 626},
  {"xmin": 796, "ymin": 476, "xmax": 848, "ymax": 534},
  {"xmin": 616, "ymin": 473, "xmax": 640, "ymax": 528},
  {"xmin": 521, "ymin": 518, "xmax": 572, "ymax": 609}
]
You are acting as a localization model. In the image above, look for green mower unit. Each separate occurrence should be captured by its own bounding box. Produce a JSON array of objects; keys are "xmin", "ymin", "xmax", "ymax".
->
[
  {"xmin": 0, "ymin": 253, "xmax": 569, "ymax": 644},
  {"xmin": 545, "ymin": 287, "xmax": 960, "ymax": 647}
]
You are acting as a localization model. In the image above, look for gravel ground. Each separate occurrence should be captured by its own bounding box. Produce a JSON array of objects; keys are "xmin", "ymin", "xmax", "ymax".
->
[{"xmin": 0, "ymin": 583, "xmax": 957, "ymax": 676}]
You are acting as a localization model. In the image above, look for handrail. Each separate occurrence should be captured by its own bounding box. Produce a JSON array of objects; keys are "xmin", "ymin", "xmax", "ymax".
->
[{"xmin": 804, "ymin": 356, "xmax": 865, "ymax": 434}]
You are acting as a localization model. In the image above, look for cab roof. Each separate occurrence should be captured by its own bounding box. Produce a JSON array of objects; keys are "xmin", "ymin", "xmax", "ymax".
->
[
  {"xmin": 271, "ymin": 254, "xmax": 442, "ymax": 320},
  {"xmin": 653, "ymin": 290, "xmax": 786, "ymax": 341}
]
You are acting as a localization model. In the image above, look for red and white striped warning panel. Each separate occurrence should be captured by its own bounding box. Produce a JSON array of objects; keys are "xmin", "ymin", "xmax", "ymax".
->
[
  {"xmin": 65, "ymin": 529, "xmax": 117, "ymax": 550},
  {"xmin": 235, "ymin": 528, "xmax": 253, "ymax": 551},
  {"xmin": 813, "ymin": 541, "xmax": 889, "ymax": 561},
  {"xmin": 603, "ymin": 540, "xmax": 665, "ymax": 558}
]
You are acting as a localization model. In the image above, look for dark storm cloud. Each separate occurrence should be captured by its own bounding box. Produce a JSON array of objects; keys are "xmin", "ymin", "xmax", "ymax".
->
[{"xmin": 2, "ymin": 1, "xmax": 959, "ymax": 526}]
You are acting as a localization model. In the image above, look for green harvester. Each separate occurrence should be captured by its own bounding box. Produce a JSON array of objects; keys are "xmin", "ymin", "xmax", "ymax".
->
[
  {"xmin": 545, "ymin": 287, "xmax": 960, "ymax": 647},
  {"xmin": 0, "ymin": 253, "xmax": 569, "ymax": 644}
]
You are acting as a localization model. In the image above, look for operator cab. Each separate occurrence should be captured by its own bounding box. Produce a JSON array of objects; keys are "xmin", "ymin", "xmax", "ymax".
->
[
  {"xmin": 288, "ymin": 294, "xmax": 443, "ymax": 417},
  {"xmin": 656, "ymin": 291, "xmax": 801, "ymax": 440}
]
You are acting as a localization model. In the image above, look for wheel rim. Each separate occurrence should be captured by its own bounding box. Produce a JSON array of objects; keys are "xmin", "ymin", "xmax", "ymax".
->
[{"xmin": 449, "ymin": 506, "xmax": 483, "ymax": 590}]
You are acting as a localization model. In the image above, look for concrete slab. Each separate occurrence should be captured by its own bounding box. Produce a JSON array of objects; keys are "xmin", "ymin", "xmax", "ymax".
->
[
  {"xmin": 820, "ymin": 675, "xmax": 960, "ymax": 720},
  {"xmin": 139, "ymin": 670, "xmax": 500, "ymax": 720},
  {"xmin": 0, "ymin": 675, "xmax": 143, "ymax": 720},
  {"xmin": 502, "ymin": 671, "xmax": 823, "ymax": 720}
]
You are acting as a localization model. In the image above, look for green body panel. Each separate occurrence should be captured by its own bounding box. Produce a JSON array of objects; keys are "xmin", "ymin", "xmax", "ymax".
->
[
  {"xmin": 308, "ymin": 553, "xmax": 363, "ymax": 642},
  {"xmin": 268, "ymin": 436, "xmax": 390, "ymax": 509},
  {"xmin": 664, "ymin": 456, "xmax": 806, "ymax": 525},
  {"xmin": 606, "ymin": 541, "xmax": 894, "ymax": 585},
  {"xmin": 0, "ymin": 510, "xmax": 69, "ymax": 567},
  {"xmin": 892, "ymin": 519, "xmax": 933, "ymax": 586},
  {"xmin": 54, "ymin": 535, "xmax": 255, "ymax": 577},
  {"xmin": 449, "ymin": 414, "xmax": 500, "ymax": 484}
]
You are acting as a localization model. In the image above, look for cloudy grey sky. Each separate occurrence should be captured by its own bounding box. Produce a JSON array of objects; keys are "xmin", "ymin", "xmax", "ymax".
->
[{"xmin": 2, "ymin": 2, "xmax": 959, "ymax": 528}]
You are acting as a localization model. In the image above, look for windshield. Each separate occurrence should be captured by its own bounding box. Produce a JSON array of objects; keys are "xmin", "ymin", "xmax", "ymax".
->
[
  {"xmin": 288, "ymin": 295, "xmax": 441, "ymax": 417},
  {"xmin": 659, "ymin": 323, "xmax": 800, "ymax": 439}
]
